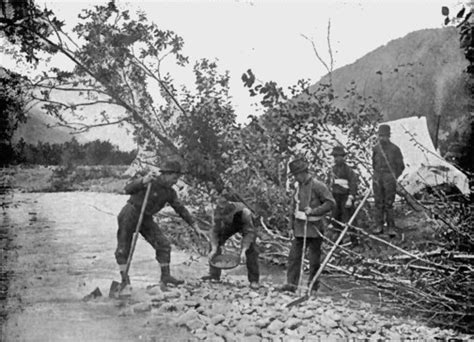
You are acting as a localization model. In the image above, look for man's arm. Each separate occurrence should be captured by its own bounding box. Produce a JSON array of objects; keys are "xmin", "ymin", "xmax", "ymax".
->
[
  {"xmin": 394, "ymin": 146, "xmax": 405, "ymax": 178},
  {"xmin": 306, "ymin": 181, "xmax": 335, "ymax": 216},
  {"xmin": 168, "ymin": 190, "xmax": 195, "ymax": 226},
  {"xmin": 124, "ymin": 176, "xmax": 146, "ymax": 194}
]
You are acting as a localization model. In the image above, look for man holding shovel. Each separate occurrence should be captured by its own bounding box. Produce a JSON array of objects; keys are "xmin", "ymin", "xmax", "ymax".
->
[
  {"xmin": 201, "ymin": 195, "xmax": 260, "ymax": 289},
  {"xmin": 279, "ymin": 158, "xmax": 335, "ymax": 293},
  {"xmin": 115, "ymin": 160, "xmax": 204, "ymax": 295}
]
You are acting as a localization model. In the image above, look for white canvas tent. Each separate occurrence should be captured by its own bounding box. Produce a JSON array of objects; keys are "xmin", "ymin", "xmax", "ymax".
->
[{"xmin": 385, "ymin": 117, "xmax": 469, "ymax": 196}]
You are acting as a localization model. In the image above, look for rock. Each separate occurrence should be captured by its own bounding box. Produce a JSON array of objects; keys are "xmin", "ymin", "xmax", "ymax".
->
[
  {"xmin": 285, "ymin": 318, "xmax": 301, "ymax": 330},
  {"xmin": 175, "ymin": 309, "xmax": 199, "ymax": 326},
  {"xmin": 267, "ymin": 319, "xmax": 285, "ymax": 333},
  {"xmin": 185, "ymin": 318, "xmax": 205, "ymax": 331},
  {"xmin": 222, "ymin": 331, "xmax": 238, "ymax": 342},
  {"xmin": 245, "ymin": 335, "xmax": 261, "ymax": 342},
  {"xmin": 163, "ymin": 289, "xmax": 181, "ymax": 300},
  {"xmin": 193, "ymin": 328, "xmax": 207, "ymax": 340},
  {"xmin": 255, "ymin": 318, "xmax": 271, "ymax": 328},
  {"xmin": 211, "ymin": 314, "xmax": 225, "ymax": 325},
  {"xmin": 320, "ymin": 313, "xmax": 338, "ymax": 329},
  {"xmin": 82, "ymin": 287, "xmax": 102, "ymax": 301},
  {"xmin": 132, "ymin": 302, "xmax": 152, "ymax": 313},
  {"xmin": 244, "ymin": 326, "xmax": 260, "ymax": 336}
]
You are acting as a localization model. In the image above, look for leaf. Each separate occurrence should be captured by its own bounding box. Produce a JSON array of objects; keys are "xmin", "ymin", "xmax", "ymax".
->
[
  {"xmin": 444, "ymin": 17, "xmax": 450, "ymax": 25},
  {"xmin": 456, "ymin": 7, "xmax": 465, "ymax": 18},
  {"xmin": 441, "ymin": 6, "xmax": 449, "ymax": 16}
]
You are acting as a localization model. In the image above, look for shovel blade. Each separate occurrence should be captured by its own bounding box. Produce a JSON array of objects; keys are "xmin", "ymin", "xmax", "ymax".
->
[
  {"xmin": 286, "ymin": 294, "xmax": 309, "ymax": 308},
  {"xmin": 109, "ymin": 280, "xmax": 121, "ymax": 299}
]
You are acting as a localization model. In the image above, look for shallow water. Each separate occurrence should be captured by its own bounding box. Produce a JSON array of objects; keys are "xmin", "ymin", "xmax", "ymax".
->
[{"xmin": 1, "ymin": 192, "xmax": 290, "ymax": 341}]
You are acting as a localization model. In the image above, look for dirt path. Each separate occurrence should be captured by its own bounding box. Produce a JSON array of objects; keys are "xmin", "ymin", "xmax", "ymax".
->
[{"xmin": 1, "ymin": 192, "xmax": 471, "ymax": 341}]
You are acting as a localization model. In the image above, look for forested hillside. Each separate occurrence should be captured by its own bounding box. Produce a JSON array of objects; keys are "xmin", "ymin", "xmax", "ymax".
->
[{"xmin": 314, "ymin": 27, "xmax": 470, "ymax": 154}]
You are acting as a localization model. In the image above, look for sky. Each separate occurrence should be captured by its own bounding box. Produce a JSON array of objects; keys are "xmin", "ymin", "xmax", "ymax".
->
[{"xmin": 0, "ymin": 0, "xmax": 465, "ymax": 149}]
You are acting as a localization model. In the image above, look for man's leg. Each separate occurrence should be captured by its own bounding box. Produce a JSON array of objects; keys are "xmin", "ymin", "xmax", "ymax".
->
[
  {"xmin": 246, "ymin": 242, "xmax": 260, "ymax": 284},
  {"xmin": 202, "ymin": 245, "xmax": 222, "ymax": 281},
  {"xmin": 383, "ymin": 174, "xmax": 397, "ymax": 236},
  {"xmin": 140, "ymin": 217, "xmax": 183, "ymax": 286},
  {"xmin": 331, "ymin": 194, "xmax": 344, "ymax": 242},
  {"xmin": 115, "ymin": 204, "xmax": 138, "ymax": 286},
  {"xmin": 307, "ymin": 237, "xmax": 322, "ymax": 292},
  {"xmin": 280, "ymin": 237, "xmax": 303, "ymax": 292},
  {"xmin": 373, "ymin": 177, "xmax": 385, "ymax": 234}
]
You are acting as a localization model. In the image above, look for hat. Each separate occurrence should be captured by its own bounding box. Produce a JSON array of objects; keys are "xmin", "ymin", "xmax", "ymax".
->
[
  {"xmin": 289, "ymin": 158, "xmax": 309, "ymax": 175},
  {"xmin": 378, "ymin": 124, "xmax": 391, "ymax": 136},
  {"xmin": 160, "ymin": 160, "xmax": 182, "ymax": 174},
  {"xmin": 331, "ymin": 146, "xmax": 346, "ymax": 156}
]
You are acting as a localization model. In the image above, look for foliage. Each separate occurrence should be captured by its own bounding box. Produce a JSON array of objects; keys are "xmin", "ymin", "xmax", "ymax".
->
[
  {"xmin": 0, "ymin": 69, "xmax": 30, "ymax": 165},
  {"xmin": 12, "ymin": 138, "xmax": 136, "ymax": 166}
]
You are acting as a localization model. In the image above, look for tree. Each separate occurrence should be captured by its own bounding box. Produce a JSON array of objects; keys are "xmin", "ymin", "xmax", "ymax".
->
[{"xmin": 0, "ymin": 68, "xmax": 30, "ymax": 165}]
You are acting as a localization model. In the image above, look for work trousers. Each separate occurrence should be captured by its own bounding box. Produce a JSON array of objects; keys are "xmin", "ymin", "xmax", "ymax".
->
[
  {"xmin": 209, "ymin": 240, "xmax": 260, "ymax": 283},
  {"xmin": 373, "ymin": 173, "xmax": 397, "ymax": 228},
  {"xmin": 333, "ymin": 193, "xmax": 353, "ymax": 227},
  {"xmin": 115, "ymin": 203, "xmax": 171, "ymax": 266},
  {"xmin": 286, "ymin": 236, "xmax": 322, "ymax": 290}
]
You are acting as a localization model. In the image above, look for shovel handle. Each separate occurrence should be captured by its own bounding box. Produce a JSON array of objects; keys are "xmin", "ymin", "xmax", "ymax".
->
[
  {"xmin": 123, "ymin": 182, "xmax": 152, "ymax": 278},
  {"xmin": 306, "ymin": 186, "xmax": 372, "ymax": 296}
]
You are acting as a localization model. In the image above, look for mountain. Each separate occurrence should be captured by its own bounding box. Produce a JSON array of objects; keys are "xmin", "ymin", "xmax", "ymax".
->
[
  {"xmin": 313, "ymin": 27, "xmax": 471, "ymax": 152},
  {"xmin": 12, "ymin": 108, "xmax": 137, "ymax": 151}
]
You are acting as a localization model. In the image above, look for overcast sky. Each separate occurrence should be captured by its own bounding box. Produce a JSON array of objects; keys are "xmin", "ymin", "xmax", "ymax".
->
[{"xmin": 0, "ymin": 0, "xmax": 465, "ymax": 149}]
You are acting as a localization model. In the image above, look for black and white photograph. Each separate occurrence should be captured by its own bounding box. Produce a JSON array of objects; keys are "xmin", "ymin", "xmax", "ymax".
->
[{"xmin": 1, "ymin": 0, "xmax": 473, "ymax": 340}]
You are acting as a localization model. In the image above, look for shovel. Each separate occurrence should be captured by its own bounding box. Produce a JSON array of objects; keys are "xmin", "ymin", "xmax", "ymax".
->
[
  {"xmin": 286, "ymin": 186, "xmax": 372, "ymax": 308},
  {"xmin": 109, "ymin": 182, "xmax": 152, "ymax": 298}
]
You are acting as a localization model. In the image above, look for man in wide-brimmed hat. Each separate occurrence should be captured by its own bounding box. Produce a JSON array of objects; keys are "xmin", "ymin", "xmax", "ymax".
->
[
  {"xmin": 201, "ymin": 193, "xmax": 259, "ymax": 289},
  {"xmin": 115, "ymin": 160, "xmax": 205, "ymax": 295},
  {"xmin": 328, "ymin": 146, "xmax": 358, "ymax": 231},
  {"xmin": 372, "ymin": 124, "xmax": 405, "ymax": 236},
  {"xmin": 279, "ymin": 158, "xmax": 335, "ymax": 293}
]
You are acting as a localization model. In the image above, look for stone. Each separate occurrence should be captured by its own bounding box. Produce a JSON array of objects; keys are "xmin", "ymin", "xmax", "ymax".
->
[
  {"xmin": 211, "ymin": 314, "xmax": 225, "ymax": 325},
  {"xmin": 244, "ymin": 326, "xmax": 259, "ymax": 336},
  {"xmin": 185, "ymin": 318, "xmax": 205, "ymax": 331},
  {"xmin": 285, "ymin": 318, "xmax": 301, "ymax": 330},
  {"xmin": 320, "ymin": 313, "xmax": 338, "ymax": 329},
  {"xmin": 255, "ymin": 318, "xmax": 271, "ymax": 328},
  {"xmin": 267, "ymin": 319, "xmax": 285, "ymax": 333},
  {"xmin": 175, "ymin": 309, "xmax": 199, "ymax": 326},
  {"xmin": 132, "ymin": 302, "xmax": 152, "ymax": 313},
  {"xmin": 245, "ymin": 335, "xmax": 261, "ymax": 342}
]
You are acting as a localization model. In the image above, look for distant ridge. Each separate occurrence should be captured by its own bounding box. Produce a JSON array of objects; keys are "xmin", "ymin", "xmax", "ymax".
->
[{"xmin": 313, "ymin": 27, "xmax": 470, "ymax": 150}]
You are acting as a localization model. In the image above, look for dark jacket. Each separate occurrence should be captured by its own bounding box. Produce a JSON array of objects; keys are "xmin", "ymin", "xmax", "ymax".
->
[
  {"xmin": 328, "ymin": 162, "xmax": 358, "ymax": 196},
  {"xmin": 124, "ymin": 175, "xmax": 194, "ymax": 226},
  {"xmin": 292, "ymin": 177, "xmax": 335, "ymax": 238},
  {"xmin": 210, "ymin": 202, "xmax": 257, "ymax": 251},
  {"xmin": 372, "ymin": 141, "xmax": 405, "ymax": 178}
]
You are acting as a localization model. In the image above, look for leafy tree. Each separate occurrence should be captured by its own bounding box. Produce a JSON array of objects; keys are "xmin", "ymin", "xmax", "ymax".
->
[{"xmin": 0, "ymin": 68, "xmax": 30, "ymax": 165}]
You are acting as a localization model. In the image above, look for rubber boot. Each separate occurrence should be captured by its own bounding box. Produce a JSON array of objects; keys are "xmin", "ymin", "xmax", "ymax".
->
[{"xmin": 160, "ymin": 265, "xmax": 184, "ymax": 286}]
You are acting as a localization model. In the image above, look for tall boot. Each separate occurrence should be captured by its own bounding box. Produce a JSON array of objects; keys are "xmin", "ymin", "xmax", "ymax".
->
[{"xmin": 160, "ymin": 265, "xmax": 184, "ymax": 286}]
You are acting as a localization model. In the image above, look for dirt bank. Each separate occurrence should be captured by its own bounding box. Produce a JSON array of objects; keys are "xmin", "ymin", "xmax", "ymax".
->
[{"xmin": 1, "ymin": 191, "xmax": 471, "ymax": 341}]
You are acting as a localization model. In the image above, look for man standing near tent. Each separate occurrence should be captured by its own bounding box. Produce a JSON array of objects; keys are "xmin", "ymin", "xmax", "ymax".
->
[
  {"xmin": 201, "ymin": 195, "xmax": 260, "ymax": 288},
  {"xmin": 279, "ymin": 158, "xmax": 335, "ymax": 293},
  {"xmin": 372, "ymin": 124, "xmax": 405, "ymax": 236},
  {"xmin": 115, "ymin": 160, "xmax": 204, "ymax": 294},
  {"xmin": 328, "ymin": 145, "xmax": 358, "ymax": 231}
]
